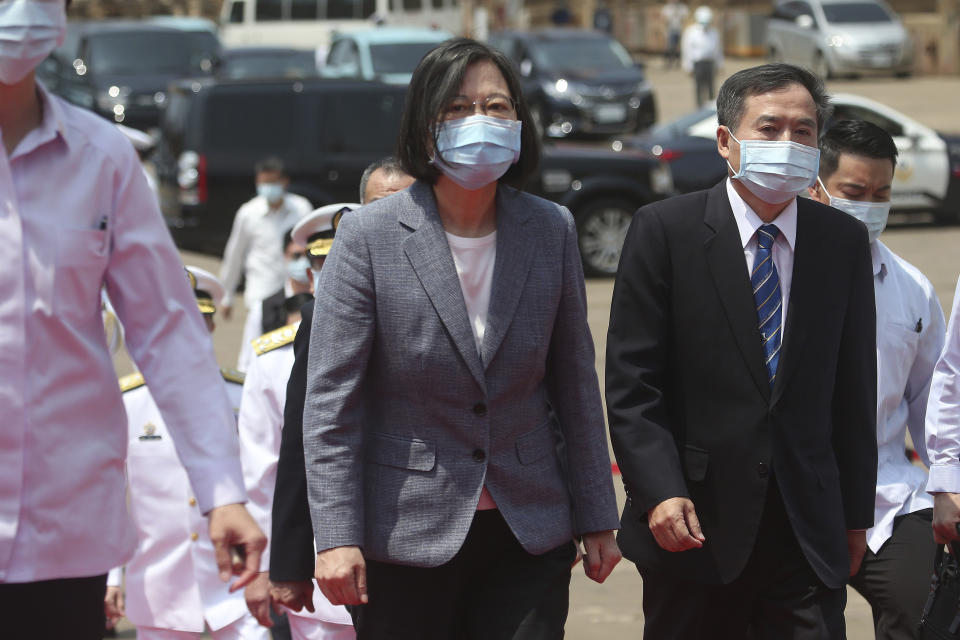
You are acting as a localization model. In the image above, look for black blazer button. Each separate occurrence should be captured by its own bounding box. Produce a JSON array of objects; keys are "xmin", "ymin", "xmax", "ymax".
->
[
  {"xmin": 472, "ymin": 449, "xmax": 486, "ymax": 462},
  {"xmin": 472, "ymin": 403, "xmax": 487, "ymax": 416},
  {"xmin": 757, "ymin": 462, "xmax": 769, "ymax": 478}
]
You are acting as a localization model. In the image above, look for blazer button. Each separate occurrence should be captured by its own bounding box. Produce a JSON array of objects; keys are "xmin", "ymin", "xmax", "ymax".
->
[
  {"xmin": 473, "ymin": 403, "xmax": 487, "ymax": 416},
  {"xmin": 757, "ymin": 462, "xmax": 770, "ymax": 478},
  {"xmin": 472, "ymin": 449, "xmax": 486, "ymax": 462},
  {"xmin": 188, "ymin": 497, "xmax": 197, "ymax": 507}
]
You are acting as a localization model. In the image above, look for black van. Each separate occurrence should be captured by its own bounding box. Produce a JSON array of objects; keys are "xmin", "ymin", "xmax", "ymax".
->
[{"xmin": 156, "ymin": 77, "xmax": 408, "ymax": 254}]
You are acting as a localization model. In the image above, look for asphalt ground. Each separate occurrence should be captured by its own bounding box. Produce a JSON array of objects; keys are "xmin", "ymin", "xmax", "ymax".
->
[{"xmin": 104, "ymin": 58, "xmax": 960, "ymax": 638}]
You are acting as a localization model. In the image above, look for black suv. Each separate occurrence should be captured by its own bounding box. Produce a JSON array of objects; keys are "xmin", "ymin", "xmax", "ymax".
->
[
  {"xmin": 157, "ymin": 76, "xmax": 673, "ymax": 276},
  {"xmin": 488, "ymin": 29, "xmax": 656, "ymax": 140}
]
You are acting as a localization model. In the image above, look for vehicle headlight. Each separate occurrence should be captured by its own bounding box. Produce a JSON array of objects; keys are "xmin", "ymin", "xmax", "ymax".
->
[
  {"xmin": 543, "ymin": 78, "xmax": 579, "ymax": 102},
  {"xmin": 827, "ymin": 35, "xmax": 844, "ymax": 48},
  {"xmin": 96, "ymin": 85, "xmax": 130, "ymax": 111}
]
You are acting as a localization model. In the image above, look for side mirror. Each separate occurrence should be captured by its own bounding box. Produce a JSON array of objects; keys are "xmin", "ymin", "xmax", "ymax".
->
[
  {"xmin": 519, "ymin": 59, "xmax": 533, "ymax": 77},
  {"xmin": 795, "ymin": 14, "xmax": 815, "ymax": 29}
]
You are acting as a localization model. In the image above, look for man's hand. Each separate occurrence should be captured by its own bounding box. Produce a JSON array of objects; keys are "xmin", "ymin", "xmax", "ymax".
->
[
  {"xmin": 269, "ymin": 580, "xmax": 315, "ymax": 614},
  {"xmin": 222, "ymin": 302, "xmax": 233, "ymax": 320},
  {"xmin": 244, "ymin": 572, "xmax": 274, "ymax": 628},
  {"xmin": 207, "ymin": 503, "xmax": 267, "ymax": 592},
  {"xmin": 847, "ymin": 530, "xmax": 867, "ymax": 577},
  {"xmin": 648, "ymin": 497, "xmax": 705, "ymax": 552},
  {"xmin": 581, "ymin": 530, "xmax": 622, "ymax": 584},
  {"xmin": 315, "ymin": 546, "xmax": 367, "ymax": 606},
  {"xmin": 933, "ymin": 493, "xmax": 960, "ymax": 544},
  {"xmin": 104, "ymin": 586, "xmax": 125, "ymax": 629}
]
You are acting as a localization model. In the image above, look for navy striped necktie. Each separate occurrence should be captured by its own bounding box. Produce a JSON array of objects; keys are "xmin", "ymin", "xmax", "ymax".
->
[{"xmin": 752, "ymin": 224, "xmax": 782, "ymax": 387}]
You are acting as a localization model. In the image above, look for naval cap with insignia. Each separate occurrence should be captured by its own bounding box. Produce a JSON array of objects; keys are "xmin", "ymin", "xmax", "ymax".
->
[
  {"xmin": 185, "ymin": 265, "xmax": 225, "ymax": 315},
  {"xmin": 292, "ymin": 202, "xmax": 360, "ymax": 258}
]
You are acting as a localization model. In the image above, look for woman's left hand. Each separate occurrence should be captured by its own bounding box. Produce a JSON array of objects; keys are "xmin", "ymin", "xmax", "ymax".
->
[{"xmin": 581, "ymin": 530, "xmax": 622, "ymax": 584}]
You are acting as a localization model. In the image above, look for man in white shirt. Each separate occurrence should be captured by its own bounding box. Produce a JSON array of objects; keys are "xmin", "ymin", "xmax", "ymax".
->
[
  {"xmin": 809, "ymin": 120, "xmax": 945, "ymax": 640},
  {"xmin": 219, "ymin": 156, "xmax": 313, "ymax": 371},
  {"xmin": 0, "ymin": 2, "xmax": 265, "ymax": 638},
  {"xmin": 661, "ymin": 0, "xmax": 689, "ymax": 68},
  {"xmin": 681, "ymin": 6, "xmax": 723, "ymax": 108}
]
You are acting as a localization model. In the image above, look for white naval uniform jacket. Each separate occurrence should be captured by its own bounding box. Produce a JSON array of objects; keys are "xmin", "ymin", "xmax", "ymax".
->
[
  {"xmin": 111, "ymin": 371, "xmax": 250, "ymax": 632},
  {"xmin": 239, "ymin": 325, "xmax": 352, "ymax": 626}
]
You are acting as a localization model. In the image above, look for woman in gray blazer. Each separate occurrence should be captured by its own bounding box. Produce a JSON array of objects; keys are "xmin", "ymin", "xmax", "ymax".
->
[{"xmin": 303, "ymin": 38, "xmax": 621, "ymax": 639}]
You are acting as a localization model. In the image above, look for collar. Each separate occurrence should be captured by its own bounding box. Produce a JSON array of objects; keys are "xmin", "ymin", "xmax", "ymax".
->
[
  {"xmin": 13, "ymin": 81, "xmax": 72, "ymax": 159},
  {"xmin": 725, "ymin": 178, "xmax": 797, "ymax": 251}
]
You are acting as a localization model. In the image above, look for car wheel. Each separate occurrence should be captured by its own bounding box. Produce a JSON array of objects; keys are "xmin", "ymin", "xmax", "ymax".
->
[
  {"xmin": 575, "ymin": 198, "xmax": 637, "ymax": 278},
  {"xmin": 813, "ymin": 52, "xmax": 832, "ymax": 80}
]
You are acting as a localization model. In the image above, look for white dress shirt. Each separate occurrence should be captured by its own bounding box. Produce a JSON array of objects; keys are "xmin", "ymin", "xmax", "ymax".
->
[
  {"xmin": 237, "ymin": 330, "xmax": 352, "ymax": 626},
  {"xmin": 867, "ymin": 241, "xmax": 945, "ymax": 552},
  {"xmin": 108, "ymin": 377, "xmax": 261, "ymax": 634},
  {"xmin": 219, "ymin": 193, "xmax": 312, "ymax": 309},
  {"xmin": 927, "ymin": 275, "xmax": 960, "ymax": 493},
  {"xmin": 726, "ymin": 178, "xmax": 797, "ymax": 330},
  {"xmin": 681, "ymin": 24, "xmax": 724, "ymax": 72},
  {"xmin": 0, "ymin": 84, "xmax": 246, "ymax": 583}
]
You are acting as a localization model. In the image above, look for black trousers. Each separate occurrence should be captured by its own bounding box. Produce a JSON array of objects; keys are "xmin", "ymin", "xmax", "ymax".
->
[
  {"xmin": 850, "ymin": 508, "xmax": 936, "ymax": 640},
  {"xmin": 0, "ymin": 574, "xmax": 107, "ymax": 640},
  {"xmin": 693, "ymin": 60, "xmax": 716, "ymax": 108},
  {"xmin": 639, "ymin": 481, "xmax": 847, "ymax": 639},
  {"xmin": 348, "ymin": 510, "xmax": 575, "ymax": 640}
]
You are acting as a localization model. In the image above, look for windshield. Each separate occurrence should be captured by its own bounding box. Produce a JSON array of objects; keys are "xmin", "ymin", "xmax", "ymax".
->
[
  {"xmin": 222, "ymin": 52, "xmax": 317, "ymax": 79},
  {"xmin": 86, "ymin": 32, "xmax": 216, "ymax": 75},
  {"xmin": 822, "ymin": 3, "xmax": 893, "ymax": 23},
  {"xmin": 649, "ymin": 106, "xmax": 716, "ymax": 137},
  {"xmin": 369, "ymin": 42, "xmax": 440, "ymax": 75},
  {"xmin": 530, "ymin": 37, "xmax": 634, "ymax": 74}
]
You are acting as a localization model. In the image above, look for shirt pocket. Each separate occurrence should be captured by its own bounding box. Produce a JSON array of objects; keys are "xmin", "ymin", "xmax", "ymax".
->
[
  {"xmin": 878, "ymin": 320, "xmax": 920, "ymax": 396},
  {"xmin": 55, "ymin": 228, "xmax": 109, "ymax": 315}
]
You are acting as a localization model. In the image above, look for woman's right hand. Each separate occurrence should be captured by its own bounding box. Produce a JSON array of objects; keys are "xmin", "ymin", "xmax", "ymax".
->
[{"xmin": 315, "ymin": 545, "xmax": 368, "ymax": 606}]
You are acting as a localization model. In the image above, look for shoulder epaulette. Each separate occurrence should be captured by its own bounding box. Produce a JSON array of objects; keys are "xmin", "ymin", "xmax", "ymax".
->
[
  {"xmin": 221, "ymin": 367, "xmax": 245, "ymax": 385},
  {"xmin": 119, "ymin": 372, "xmax": 145, "ymax": 393},
  {"xmin": 252, "ymin": 324, "xmax": 298, "ymax": 356}
]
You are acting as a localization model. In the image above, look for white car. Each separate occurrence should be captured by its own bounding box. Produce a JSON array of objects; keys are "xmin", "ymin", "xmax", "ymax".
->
[{"xmin": 323, "ymin": 27, "xmax": 453, "ymax": 85}]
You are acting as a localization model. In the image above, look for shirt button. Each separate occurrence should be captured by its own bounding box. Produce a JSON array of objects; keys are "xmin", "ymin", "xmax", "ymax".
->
[
  {"xmin": 472, "ymin": 403, "xmax": 487, "ymax": 416},
  {"xmin": 190, "ymin": 532, "xmax": 199, "ymax": 541},
  {"xmin": 188, "ymin": 497, "xmax": 197, "ymax": 507},
  {"xmin": 472, "ymin": 449, "xmax": 486, "ymax": 462},
  {"xmin": 757, "ymin": 462, "xmax": 770, "ymax": 478}
]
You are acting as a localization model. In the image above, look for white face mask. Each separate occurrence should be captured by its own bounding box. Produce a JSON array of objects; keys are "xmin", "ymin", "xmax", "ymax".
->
[
  {"xmin": 285, "ymin": 255, "xmax": 311, "ymax": 285},
  {"xmin": 431, "ymin": 114, "xmax": 522, "ymax": 190},
  {"xmin": 257, "ymin": 182, "xmax": 285, "ymax": 204},
  {"xmin": 817, "ymin": 177, "xmax": 890, "ymax": 243},
  {"xmin": 726, "ymin": 128, "xmax": 820, "ymax": 204},
  {"xmin": 0, "ymin": 0, "xmax": 67, "ymax": 85}
]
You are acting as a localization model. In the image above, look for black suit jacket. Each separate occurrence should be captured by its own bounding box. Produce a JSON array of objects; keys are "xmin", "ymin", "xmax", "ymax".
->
[
  {"xmin": 261, "ymin": 289, "xmax": 288, "ymax": 336},
  {"xmin": 606, "ymin": 181, "xmax": 878, "ymax": 589},
  {"xmin": 269, "ymin": 301, "xmax": 316, "ymax": 581}
]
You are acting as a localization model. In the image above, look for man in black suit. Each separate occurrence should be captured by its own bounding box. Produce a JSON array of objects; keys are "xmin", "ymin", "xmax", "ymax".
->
[{"xmin": 606, "ymin": 63, "xmax": 878, "ymax": 638}]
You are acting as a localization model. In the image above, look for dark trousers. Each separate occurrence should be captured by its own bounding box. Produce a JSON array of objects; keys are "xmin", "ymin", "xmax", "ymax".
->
[
  {"xmin": 0, "ymin": 574, "xmax": 107, "ymax": 640},
  {"xmin": 348, "ymin": 509, "xmax": 575, "ymax": 640},
  {"xmin": 850, "ymin": 508, "xmax": 936, "ymax": 640},
  {"xmin": 693, "ymin": 59, "xmax": 716, "ymax": 108},
  {"xmin": 639, "ymin": 481, "xmax": 847, "ymax": 639}
]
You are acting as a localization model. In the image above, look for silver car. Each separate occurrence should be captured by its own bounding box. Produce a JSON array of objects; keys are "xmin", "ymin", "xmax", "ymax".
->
[{"xmin": 766, "ymin": 0, "xmax": 913, "ymax": 78}]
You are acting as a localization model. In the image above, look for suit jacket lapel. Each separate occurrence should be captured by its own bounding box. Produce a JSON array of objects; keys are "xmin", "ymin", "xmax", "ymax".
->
[
  {"xmin": 480, "ymin": 188, "xmax": 535, "ymax": 368},
  {"xmin": 400, "ymin": 182, "xmax": 487, "ymax": 390},
  {"xmin": 771, "ymin": 203, "xmax": 811, "ymax": 404},
  {"xmin": 703, "ymin": 182, "xmax": 771, "ymax": 400}
]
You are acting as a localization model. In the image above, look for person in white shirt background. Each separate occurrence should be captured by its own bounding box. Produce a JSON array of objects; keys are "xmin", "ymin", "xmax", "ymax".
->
[
  {"xmin": 0, "ymin": 1, "xmax": 265, "ymax": 638},
  {"xmin": 660, "ymin": 0, "xmax": 689, "ymax": 69},
  {"xmin": 219, "ymin": 156, "xmax": 313, "ymax": 371},
  {"xmin": 808, "ymin": 120, "xmax": 946, "ymax": 640},
  {"xmin": 681, "ymin": 6, "xmax": 723, "ymax": 108},
  {"xmin": 105, "ymin": 266, "xmax": 268, "ymax": 640}
]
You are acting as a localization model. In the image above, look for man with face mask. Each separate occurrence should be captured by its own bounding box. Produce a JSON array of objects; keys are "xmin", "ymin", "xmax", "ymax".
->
[
  {"xmin": 220, "ymin": 156, "xmax": 313, "ymax": 371},
  {"xmin": 0, "ymin": 1, "xmax": 265, "ymax": 637},
  {"xmin": 808, "ymin": 120, "xmax": 945, "ymax": 640},
  {"xmin": 607, "ymin": 64, "xmax": 878, "ymax": 639}
]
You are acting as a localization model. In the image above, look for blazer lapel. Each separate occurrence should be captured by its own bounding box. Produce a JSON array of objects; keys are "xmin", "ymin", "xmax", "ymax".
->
[
  {"xmin": 703, "ymin": 183, "xmax": 771, "ymax": 400},
  {"xmin": 479, "ymin": 188, "xmax": 535, "ymax": 368},
  {"xmin": 400, "ymin": 183, "xmax": 487, "ymax": 390},
  {"xmin": 771, "ymin": 203, "xmax": 812, "ymax": 404}
]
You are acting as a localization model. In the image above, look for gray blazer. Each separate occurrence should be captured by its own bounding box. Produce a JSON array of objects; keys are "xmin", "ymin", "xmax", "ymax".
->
[{"xmin": 303, "ymin": 180, "xmax": 619, "ymax": 567}]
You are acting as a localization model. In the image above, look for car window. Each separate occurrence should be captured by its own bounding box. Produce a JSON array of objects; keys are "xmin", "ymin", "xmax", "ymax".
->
[
  {"xmin": 83, "ymin": 31, "xmax": 213, "ymax": 74},
  {"xmin": 529, "ymin": 37, "xmax": 633, "ymax": 74},
  {"xmin": 794, "ymin": 1, "xmax": 814, "ymax": 17},
  {"xmin": 829, "ymin": 104, "xmax": 904, "ymax": 137},
  {"xmin": 291, "ymin": 0, "xmax": 319, "ymax": 19},
  {"xmin": 222, "ymin": 51, "xmax": 317, "ymax": 79},
  {"xmin": 324, "ymin": 90, "xmax": 404, "ymax": 152},
  {"xmin": 256, "ymin": 0, "xmax": 283, "ymax": 21},
  {"xmin": 328, "ymin": 0, "xmax": 366, "ymax": 18},
  {"xmin": 821, "ymin": 2, "xmax": 892, "ymax": 23},
  {"xmin": 369, "ymin": 42, "xmax": 440, "ymax": 75},
  {"xmin": 228, "ymin": 1, "xmax": 244, "ymax": 23},
  {"xmin": 204, "ymin": 90, "xmax": 298, "ymax": 153}
]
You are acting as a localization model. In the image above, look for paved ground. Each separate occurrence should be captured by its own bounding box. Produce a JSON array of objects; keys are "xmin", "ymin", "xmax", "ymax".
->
[{"xmin": 106, "ymin": 59, "xmax": 960, "ymax": 638}]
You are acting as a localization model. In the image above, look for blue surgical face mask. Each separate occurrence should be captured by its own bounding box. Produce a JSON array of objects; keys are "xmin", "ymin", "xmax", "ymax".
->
[
  {"xmin": 285, "ymin": 256, "xmax": 311, "ymax": 285},
  {"xmin": 726, "ymin": 128, "xmax": 820, "ymax": 204},
  {"xmin": 257, "ymin": 182, "xmax": 285, "ymax": 204},
  {"xmin": 0, "ymin": 0, "xmax": 67, "ymax": 85},
  {"xmin": 431, "ymin": 114, "xmax": 522, "ymax": 190},
  {"xmin": 817, "ymin": 177, "xmax": 890, "ymax": 243}
]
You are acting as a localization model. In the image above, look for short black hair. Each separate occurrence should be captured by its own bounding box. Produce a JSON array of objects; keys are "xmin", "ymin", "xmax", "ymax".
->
[
  {"xmin": 254, "ymin": 156, "xmax": 286, "ymax": 176},
  {"xmin": 359, "ymin": 156, "xmax": 406, "ymax": 203},
  {"xmin": 717, "ymin": 63, "xmax": 832, "ymax": 134},
  {"xmin": 819, "ymin": 120, "xmax": 898, "ymax": 179},
  {"xmin": 396, "ymin": 38, "xmax": 539, "ymax": 188}
]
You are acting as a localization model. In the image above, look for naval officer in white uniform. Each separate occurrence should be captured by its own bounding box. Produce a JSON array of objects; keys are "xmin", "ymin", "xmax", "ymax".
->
[{"xmin": 106, "ymin": 267, "xmax": 269, "ymax": 640}]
